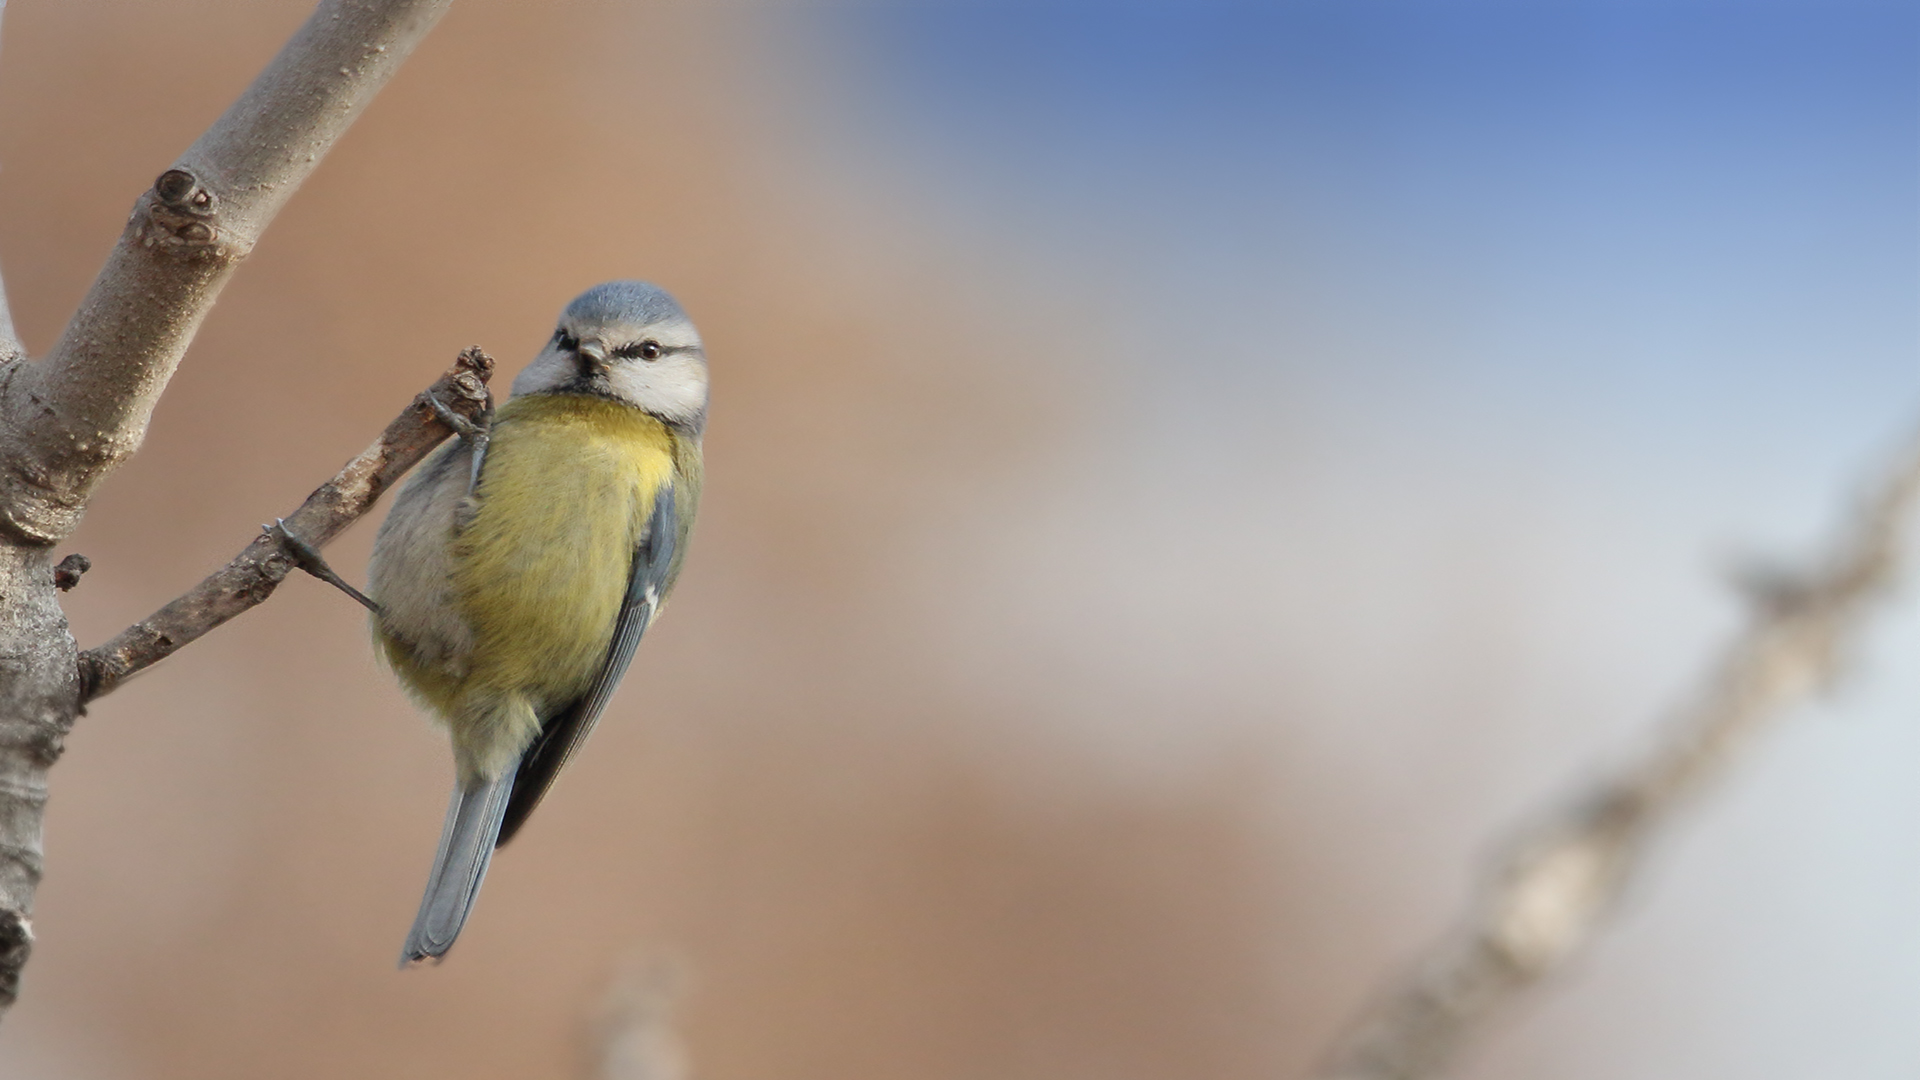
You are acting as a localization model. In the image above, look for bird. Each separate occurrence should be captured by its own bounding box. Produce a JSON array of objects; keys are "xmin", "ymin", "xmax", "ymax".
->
[{"xmin": 365, "ymin": 281, "xmax": 706, "ymax": 965}]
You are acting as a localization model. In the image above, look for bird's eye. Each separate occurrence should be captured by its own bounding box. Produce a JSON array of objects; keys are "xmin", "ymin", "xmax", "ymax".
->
[
  {"xmin": 614, "ymin": 340, "xmax": 665, "ymax": 361},
  {"xmin": 555, "ymin": 330, "xmax": 580, "ymax": 352}
]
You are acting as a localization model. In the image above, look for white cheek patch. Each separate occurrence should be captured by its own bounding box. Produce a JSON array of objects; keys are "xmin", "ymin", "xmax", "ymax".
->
[
  {"xmin": 507, "ymin": 325, "xmax": 709, "ymax": 428},
  {"xmin": 607, "ymin": 356, "xmax": 708, "ymax": 425}
]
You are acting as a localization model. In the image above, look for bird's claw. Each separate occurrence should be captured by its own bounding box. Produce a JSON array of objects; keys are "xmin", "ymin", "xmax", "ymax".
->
[
  {"xmin": 267, "ymin": 518, "xmax": 382, "ymax": 615},
  {"xmin": 425, "ymin": 391, "xmax": 489, "ymax": 442},
  {"xmin": 424, "ymin": 391, "xmax": 491, "ymax": 496}
]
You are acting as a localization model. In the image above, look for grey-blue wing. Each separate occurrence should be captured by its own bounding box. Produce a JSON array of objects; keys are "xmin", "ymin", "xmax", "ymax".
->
[{"xmin": 496, "ymin": 484, "xmax": 677, "ymax": 846}]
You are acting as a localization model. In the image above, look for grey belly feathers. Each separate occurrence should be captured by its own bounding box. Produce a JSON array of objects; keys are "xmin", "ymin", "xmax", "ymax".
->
[
  {"xmin": 368, "ymin": 441, "xmax": 476, "ymax": 685},
  {"xmin": 371, "ymin": 442, "xmax": 503, "ymax": 966}
]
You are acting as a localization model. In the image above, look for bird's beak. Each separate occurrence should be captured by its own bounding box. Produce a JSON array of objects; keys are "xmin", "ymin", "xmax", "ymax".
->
[{"xmin": 576, "ymin": 339, "xmax": 610, "ymax": 377}]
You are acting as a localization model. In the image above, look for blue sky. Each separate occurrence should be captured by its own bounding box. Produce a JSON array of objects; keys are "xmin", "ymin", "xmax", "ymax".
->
[{"xmin": 819, "ymin": 0, "xmax": 1917, "ymax": 463}]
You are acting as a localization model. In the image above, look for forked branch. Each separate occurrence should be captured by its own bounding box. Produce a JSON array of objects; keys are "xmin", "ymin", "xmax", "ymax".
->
[{"xmin": 79, "ymin": 348, "xmax": 493, "ymax": 702}]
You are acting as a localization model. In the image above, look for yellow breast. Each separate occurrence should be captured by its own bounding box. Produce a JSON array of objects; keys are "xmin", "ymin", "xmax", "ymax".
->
[{"xmin": 452, "ymin": 394, "xmax": 676, "ymax": 723}]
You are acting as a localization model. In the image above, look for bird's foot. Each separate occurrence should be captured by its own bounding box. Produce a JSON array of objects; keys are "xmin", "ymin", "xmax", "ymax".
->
[
  {"xmin": 424, "ymin": 391, "xmax": 491, "ymax": 496},
  {"xmin": 267, "ymin": 518, "xmax": 382, "ymax": 615}
]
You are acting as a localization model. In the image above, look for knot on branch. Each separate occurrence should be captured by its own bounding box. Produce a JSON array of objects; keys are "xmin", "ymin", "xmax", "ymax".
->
[
  {"xmin": 154, "ymin": 168, "xmax": 215, "ymax": 213},
  {"xmin": 135, "ymin": 168, "xmax": 239, "ymax": 254},
  {"xmin": 52, "ymin": 553, "xmax": 90, "ymax": 592},
  {"xmin": 0, "ymin": 907, "xmax": 30, "ymax": 1010}
]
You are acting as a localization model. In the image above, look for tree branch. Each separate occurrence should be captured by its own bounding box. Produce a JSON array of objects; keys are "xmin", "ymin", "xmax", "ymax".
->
[
  {"xmin": 1317, "ymin": 422, "xmax": 1920, "ymax": 1080},
  {"xmin": 79, "ymin": 347, "xmax": 493, "ymax": 703},
  {"xmin": 0, "ymin": 0, "xmax": 452, "ymax": 545},
  {"xmin": 0, "ymin": 0, "xmax": 450, "ymax": 1020}
]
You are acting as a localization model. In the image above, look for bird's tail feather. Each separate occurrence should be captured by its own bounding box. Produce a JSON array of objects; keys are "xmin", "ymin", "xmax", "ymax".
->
[{"xmin": 399, "ymin": 767, "xmax": 516, "ymax": 967}]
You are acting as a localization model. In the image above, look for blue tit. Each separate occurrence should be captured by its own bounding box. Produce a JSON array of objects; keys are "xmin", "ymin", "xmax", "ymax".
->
[{"xmin": 367, "ymin": 281, "xmax": 706, "ymax": 965}]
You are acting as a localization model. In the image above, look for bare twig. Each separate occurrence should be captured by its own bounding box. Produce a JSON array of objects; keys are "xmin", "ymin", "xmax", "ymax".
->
[
  {"xmin": 79, "ymin": 348, "xmax": 493, "ymax": 703},
  {"xmin": 0, "ymin": 1, "xmax": 450, "ymax": 1016},
  {"xmin": 1318, "ymin": 424, "xmax": 1920, "ymax": 1080}
]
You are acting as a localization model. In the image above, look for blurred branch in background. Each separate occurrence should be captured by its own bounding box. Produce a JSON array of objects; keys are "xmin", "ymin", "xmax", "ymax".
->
[
  {"xmin": 1318, "ymin": 419, "xmax": 1920, "ymax": 1080},
  {"xmin": 77, "ymin": 347, "xmax": 493, "ymax": 702},
  {"xmin": 0, "ymin": 0, "xmax": 448, "ymax": 1017},
  {"xmin": 591, "ymin": 956, "xmax": 692, "ymax": 1080}
]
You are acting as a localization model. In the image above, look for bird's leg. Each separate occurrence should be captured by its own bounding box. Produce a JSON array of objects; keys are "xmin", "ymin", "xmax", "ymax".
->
[
  {"xmin": 268, "ymin": 391, "xmax": 486, "ymax": 620},
  {"xmin": 425, "ymin": 391, "xmax": 491, "ymax": 497},
  {"xmin": 267, "ymin": 519, "xmax": 382, "ymax": 615}
]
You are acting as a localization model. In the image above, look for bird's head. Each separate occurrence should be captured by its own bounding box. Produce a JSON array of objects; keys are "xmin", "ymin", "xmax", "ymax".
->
[{"xmin": 512, "ymin": 281, "xmax": 709, "ymax": 433}]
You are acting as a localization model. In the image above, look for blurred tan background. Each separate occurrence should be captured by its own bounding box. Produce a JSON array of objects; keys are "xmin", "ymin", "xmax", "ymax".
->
[{"xmin": 0, "ymin": 2, "xmax": 1916, "ymax": 1079}]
